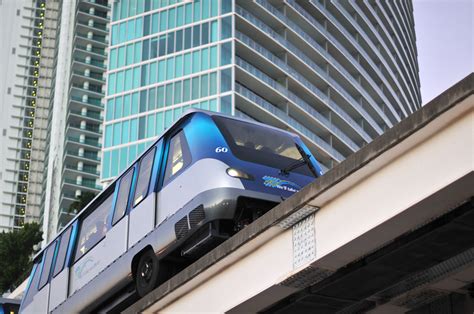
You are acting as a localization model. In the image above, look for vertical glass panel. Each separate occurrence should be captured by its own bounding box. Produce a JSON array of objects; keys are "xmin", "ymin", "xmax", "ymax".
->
[
  {"xmin": 165, "ymin": 83, "xmax": 173, "ymax": 106},
  {"xmin": 201, "ymin": 47, "xmax": 209, "ymax": 70},
  {"xmin": 192, "ymin": 50, "xmax": 201, "ymax": 73},
  {"xmin": 140, "ymin": 90, "xmax": 148, "ymax": 112},
  {"xmin": 115, "ymin": 96, "xmax": 123, "ymax": 119},
  {"xmin": 152, "ymin": 13, "xmax": 159, "ymax": 34},
  {"xmin": 38, "ymin": 243, "xmax": 56, "ymax": 289},
  {"xmin": 143, "ymin": 15, "xmax": 151, "ymax": 36},
  {"xmin": 133, "ymin": 66, "xmax": 141, "ymax": 89},
  {"xmin": 165, "ymin": 110, "xmax": 173, "ymax": 128},
  {"xmin": 220, "ymin": 68, "xmax": 231, "ymax": 92},
  {"xmin": 202, "ymin": 0, "xmax": 210, "ymax": 19},
  {"xmin": 157, "ymin": 86, "xmax": 165, "ymax": 108},
  {"xmin": 221, "ymin": 16, "xmax": 231, "ymax": 39},
  {"xmin": 184, "ymin": 27, "xmax": 192, "ymax": 50},
  {"xmin": 193, "ymin": 0, "xmax": 201, "ymax": 22},
  {"xmin": 220, "ymin": 95, "xmax": 232, "ymax": 114},
  {"xmin": 210, "ymin": 45, "xmax": 217, "ymax": 68},
  {"xmin": 192, "ymin": 77, "xmax": 200, "ymax": 100},
  {"xmin": 126, "ymin": 44, "xmax": 134, "ymax": 66},
  {"xmin": 161, "ymin": 0, "xmax": 169, "ymax": 7},
  {"xmin": 150, "ymin": 38, "xmax": 158, "ymax": 59},
  {"xmin": 138, "ymin": 116, "xmax": 146, "ymax": 139},
  {"xmin": 122, "ymin": 120, "xmax": 130, "ymax": 144},
  {"xmin": 175, "ymin": 55, "xmax": 183, "ymax": 78},
  {"xmin": 103, "ymin": 150, "xmax": 111, "ymax": 178},
  {"xmin": 129, "ymin": 0, "xmax": 137, "ymax": 16},
  {"xmin": 149, "ymin": 62, "xmax": 157, "ymax": 84},
  {"xmin": 142, "ymin": 39, "xmax": 150, "ymax": 61},
  {"xmin": 201, "ymin": 74, "xmax": 208, "ymax": 97},
  {"xmin": 221, "ymin": 0, "xmax": 232, "ymax": 14},
  {"xmin": 134, "ymin": 41, "xmax": 142, "ymax": 63},
  {"xmin": 110, "ymin": 48, "xmax": 117, "ymax": 70},
  {"xmin": 152, "ymin": 0, "xmax": 160, "ymax": 10},
  {"xmin": 138, "ymin": 143, "xmax": 145, "ymax": 156},
  {"xmin": 136, "ymin": 17, "xmax": 144, "ymax": 38},
  {"xmin": 209, "ymin": 71, "xmax": 217, "ymax": 95},
  {"xmin": 108, "ymin": 73, "xmax": 116, "ymax": 95},
  {"xmin": 120, "ymin": 147, "xmax": 129, "ymax": 174},
  {"xmin": 211, "ymin": 0, "xmax": 218, "ymax": 17},
  {"xmin": 168, "ymin": 8, "xmax": 176, "ymax": 29},
  {"xmin": 185, "ymin": 3, "xmax": 193, "ymax": 24},
  {"xmin": 166, "ymin": 57, "xmax": 175, "ymax": 80},
  {"xmin": 105, "ymin": 124, "xmax": 113, "ymax": 148},
  {"xmin": 158, "ymin": 35, "xmax": 166, "ymax": 56},
  {"xmin": 156, "ymin": 112, "xmax": 164, "ymax": 134},
  {"xmin": 210, "ymin": 20, "xmax": 218, "ymax": 42},
  {"xmin": 106, "ymin": 99, "xmax": 114, "ymax": 121},
  {"xmin": 117, "ymin": 46, "xmax": 126, "ymax": 68},
  {"xmin": 176, "ymin": 5, "xmax": 184, "ymax": 27},
  {"xmin": 53, "ymin": 226, "xmax": 73, "ymax": 277},
  {"xmin": 159, "ymin": 10, "xmax": 168, "ymax": 32},
  {"xmin": 176, "ymin": 30, "xmax": 183, "ymax": 52},
  {"xmin": 201, "ymin": 22, "xmax": 209, "ymax": 45},
  {"xmin": 111, "ymin": 149, "xmax": 119, "ymax": 176},
  {"xmin": 120, "ymin": 0, "xmax": 128, "ymax": 19},
  {"xmin": 119, "ymin": 22, "xmax": 126, "ymax": 43},
  {"xmin": 167, "ymin": 33, "xmax": 175, "ymax": 54},
  {"xmin": 113, "ymin": 167, "xmax": 133, "ymax": 225},
  {"xmin": 183, "ymin": 78, "xmax": 191, "ymax": 102},
  {"xmin": 141, "ymin": 63, "xmax": 149, "ymax": 86},
  {"xmin": 128, "ymin": 145, "xmax": 137, "ymax": 164},
  {"xmin": 144, "ymin": 0, "xmax": 151, "ymax": 12},
  {"xmin": 174, "ymin": 81, "xmax": 182, "ymax": 104},
  {"xmin": 174, "ymin": 106, "xmax": 182, "ymax": 120},
  {"xmin": 127, "ymin": 20, "xmax": 135, "ymax": 41},
  {"xmin": 220, "ymin": 41, "xmax": 231, "ymax": 65},
  {"xmin": 200, "ymin": 100, "xmax": 209, "ymax": 110},
  {"xmin": 147, "ymin": 114, "xmax": 155, "ymax": 138},
  {"xmin": 192, "ymin": 25, "xmax": 200, "ymax": 47},
  {"xmin": 209, "ymin": 98, "xmax": 218, "ymax": 111},
  {"xmin": 148, "ymin": 87, "xmax": 156, "ymax": 110},
  {"xmin": 158, "ymin": 60, "xmax": 166, "ymax": 82},
  {"xmin": 125, "ymin": 68, "xmax": 133, "ymax": 91},
  {"xmin": 183, "ymin": 52, "xmax": 192, "ymax": 75},
  {"xmin": 137, "ymin": 0, "xmax": 145, "ymax": 14},
  {"xmin": 131, "ymin": 92, "xmax": 139, "ymax": 114},
  {"xmin": 113, "ymin": 123, "xmax": 122, "ymax": 145},
  {"xmin": 123, "ymin": 94, "xmax": 131, "ymax": 117},
  {"xmin": 113, "ymin": 2, "xmax": 120, "ymax": 21},
  {"xmin": 133, "ymin": 147, "xmax": 155, "ymax": 206}
]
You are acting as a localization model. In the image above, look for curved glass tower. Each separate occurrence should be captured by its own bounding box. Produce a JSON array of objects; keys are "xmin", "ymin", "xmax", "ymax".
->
[{"xmin": 103, "ymin": 0, "xmax": 420, "ymax": 179}]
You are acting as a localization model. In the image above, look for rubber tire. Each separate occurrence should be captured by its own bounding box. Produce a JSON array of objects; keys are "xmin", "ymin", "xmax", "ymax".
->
[{"xmin": 135, "ymin": 250, "xmax": 159, "ymax": 297}]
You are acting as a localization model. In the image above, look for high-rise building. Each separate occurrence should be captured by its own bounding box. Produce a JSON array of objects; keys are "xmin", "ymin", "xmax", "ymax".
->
[
  {"xmin": 41, "ymin": 0, "xmax": 110, "ymax": 241},
  {"xmin": 0, "ymin": 0, "xmax": 60, "ymax": 232},
  {"xmin": 102, "ymin": 0, "xmax": 420, "ymax": 182}
]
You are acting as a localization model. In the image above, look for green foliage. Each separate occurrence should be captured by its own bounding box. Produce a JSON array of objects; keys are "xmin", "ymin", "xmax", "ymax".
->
[
  {"xmin": 68, "ymin": 191, "xmax": 97, "ymax": 213},
  {"xmin": 0, "ymin": 222, "xmax": 43, "ymax": 293}
]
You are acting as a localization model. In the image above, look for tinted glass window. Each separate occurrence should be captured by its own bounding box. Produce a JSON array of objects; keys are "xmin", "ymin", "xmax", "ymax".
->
[
  {"xmin": 164, "ymin": 131, "xmax": 191, "ymax": 184},
  {"xmin": 75, "ymin": 191, "xmax": 114, "ymax": 262},
  {"xmin": 133, "ymin": 148, "xmax": 156, "ymax": 206},
  {"xmin": 22, "ymin": 262, "xmax": 41, "ymax": 308},
  {"xmin": 113, "ymin": 168, "xmax": 134, "ymax": 224},
  {"xmin": 53, "ymin": 226, "xmax": 73, "ymax": 277},
  {"xmin": 38, "ymin": 242, "xmax": 57, "ymax": 289},
  {"xmin": 213, "ymin": 116, "xmax": 315, "ymax": 176}
]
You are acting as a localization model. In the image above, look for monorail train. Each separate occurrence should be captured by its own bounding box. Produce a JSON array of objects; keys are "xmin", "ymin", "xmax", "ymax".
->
[{"xmin": 20, "ymin": 110, "xmax": 323, "ymax": 313}]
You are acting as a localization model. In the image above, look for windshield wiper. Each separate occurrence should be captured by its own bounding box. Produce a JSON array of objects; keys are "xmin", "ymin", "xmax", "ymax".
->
[{"xmin": 280, "ymin": 144, "xmax": 319, "ymax": 177}]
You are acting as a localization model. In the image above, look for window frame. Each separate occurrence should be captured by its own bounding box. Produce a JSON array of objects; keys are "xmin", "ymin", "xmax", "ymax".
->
[
  {"xmin": 162, "ymin": 129, "xmax": 192, "ymax": 187},
  {"xmin": 132, "ymin": 147, "xmax": 157, "ymax": 208},
  {"xmin": 38, "ymin": 241, "xmax": 58, "ymax": 290},
  {"xmin": 112, "ymin": 168, "xmax": 135, "ymax": 226},
  {"xmin": 52, "ymin": 225, "xmax": 73, "ymax": 278}
]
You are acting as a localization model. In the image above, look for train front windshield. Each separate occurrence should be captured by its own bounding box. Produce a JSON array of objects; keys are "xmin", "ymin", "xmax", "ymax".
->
[{"xmin": 213, "ymin": 116, "xmax": 316, "ymax": 177}]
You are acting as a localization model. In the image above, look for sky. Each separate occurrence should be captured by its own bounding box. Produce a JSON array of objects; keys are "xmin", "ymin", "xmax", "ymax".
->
[{"xmin": 413, "ymin": 0, "xmax": 474, "ymax": 104}]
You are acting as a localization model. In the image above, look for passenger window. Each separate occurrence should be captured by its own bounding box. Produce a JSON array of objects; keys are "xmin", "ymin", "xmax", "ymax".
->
[
  {"xmin": 133, "ymin": 148, "xmax": 155, "ymax": 206},
  {"xmin": 164, "ymin": 131, "xmax": 191, "ymax": 184},
  {"xmin": 113, "ymin": 168, "xmax": 134, "ymax": 224},
  {"xmin": 21, "ymin": 262, "xmax": 41, "ymax": 308},
  {"xmin": 74, "ymin": 191, "xmax": 114, "ymax": 262},
  {"xmin": 38, "ymin": 242, "xmax": 57, "ymax": 289},
  {"xmin": 53, "ymin": 226, "xmax": 73, "ymax": 277}
]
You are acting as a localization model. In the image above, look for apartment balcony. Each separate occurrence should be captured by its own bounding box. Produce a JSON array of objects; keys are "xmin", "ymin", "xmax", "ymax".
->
[
  {"xmin": 76, "ymin": 19, "xmax": 108, "ymax": 36},
  {"xmin": 64, "ymin": 163, "xmax": 100, "ymax": 177},
  {"xmin": 74, "ymin": 44, "xmax": 106, "ymax": 60},
  {"xmin": 71, "ymin": 82, "xmax": 105, "ymax": 98},
  {"xmin": 75, "ymin": 32, "xmax": 108, "ymax": 47},
  {"xmin": 63, "ymin": 178, "xmax": 102, "ymax": 191},
  {"xmin": 68, "ymin": 109, "xmax": 103, "ymax": 123},
  {"xmin": 72, "ymin": 56, "xmax": 107, "ymax": 70},
  {"xmin": 57, "ymin": 208, "xmax": 76, "ymax": 230},
  {"xmin": 70, "ymin": 95, "xmax": 104, "ymax": 110},
  {"xmin": 71, "ymin": 69, "xmax": 106, "ymax": 84},
  {"xmin": 64, "ymin": 150, "xmax": 101, "ymax": 164},
  {"xmin": 65, "ymin": 135, "xmax": 101, "ymax": 149}
]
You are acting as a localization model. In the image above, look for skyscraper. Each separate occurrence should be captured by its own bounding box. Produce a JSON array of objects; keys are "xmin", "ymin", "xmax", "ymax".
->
[
  {"xmin": 102, "ymin": 0, "xmax": 420, "ymax": 183},
  {"xmin": 0, "ymin": 0, "xmax": 59, "ymax": 232}
]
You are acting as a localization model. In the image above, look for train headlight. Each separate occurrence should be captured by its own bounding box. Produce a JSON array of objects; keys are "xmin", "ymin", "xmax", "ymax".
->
[{"xmin": 226, "ymin": 168, "xmax": 254, "ymax": 180}]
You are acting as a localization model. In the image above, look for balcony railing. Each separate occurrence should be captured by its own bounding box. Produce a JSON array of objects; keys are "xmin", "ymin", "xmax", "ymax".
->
[
  {"xmin": 73, "ymin": 56, "xmax": 106, "ymax": 68},
  {"xmin": 75, "ymin": 44, "xmax": 106, "ymax": 56},
  {"xmin": 66, "ymin": 150, "xmax": 101, "ymax": 162},
  {"xmin": 67, "ymin": 136, "xmax": 101, "ymax": 148},
  {"xmin": 69, "ymin": 123, "xmax": 102, "ymax": 134},
  {"xmin": 77, "ymin": 20, "xmax": 108, "ymax": 31},
  {"xmin": 72, "ymin": 70, "xmax": 105, "ymax": 82},
  {"xmin": 76, "ymin": 32, "xmax": 107, "ymax": 44},
  {"xmin": 71, "ymin": 83, "xmax": 105, "ymax": 96},
  {"xmin": 64, "ymin": 178, "xmax": 102, "ymax": 190},
  {"xmin": 70, "ymin": 95, "xmax": 103, "ymax": 108},
  {"xmin": 70, "ymin": 109, "xmax": 102, "ymax": 120}
]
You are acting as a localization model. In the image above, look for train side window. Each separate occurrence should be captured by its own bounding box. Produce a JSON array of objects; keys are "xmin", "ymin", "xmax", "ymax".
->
[
  {"xmin": 113, "ymin": 168, "xmax": 134, "ymax": 224},
  {"xmin": 133, "ymin": 148, "xmax": 156, "ymax": 206},
  {"xmin": 52, "ymin": 226, "xmax": 73, "ymax": 277},
  {"xmin": 74, "ymin": 191, "xmax": 114, "ymax": 262},
  {"xmin": 38, "ymin": 242, "xmax": 57, "ymax": 289},
  {"xmin": 21, "ymin": 262, "xmax": 41, "ymax": 308},
  {"xmin": 163, "ymin": 131, "xmax": 191, "ymax": 184}
]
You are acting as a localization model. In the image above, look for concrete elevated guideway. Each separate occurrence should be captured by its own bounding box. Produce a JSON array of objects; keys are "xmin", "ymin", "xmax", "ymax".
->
[{"xmin": 124, "ymin": 74, "xmax": 474, "ymax": 314}]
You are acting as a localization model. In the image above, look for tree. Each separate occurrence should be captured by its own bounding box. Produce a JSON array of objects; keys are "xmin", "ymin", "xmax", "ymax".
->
[
  {"xmin": 0, "ymin": 222, "xmax": 43, "ymax": 293},
  {"xmin": 68, "ymin": 191, "xmax": 96, "ymax": 213}
]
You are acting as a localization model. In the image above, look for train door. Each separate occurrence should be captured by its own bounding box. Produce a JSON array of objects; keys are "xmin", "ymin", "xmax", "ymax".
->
[{"xmin": 128, "ymin": 140, "xmax": 163, "ymax": 247}]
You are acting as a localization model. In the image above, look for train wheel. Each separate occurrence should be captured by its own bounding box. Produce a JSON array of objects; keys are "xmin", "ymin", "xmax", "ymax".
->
[{"xmin": 136, "ymin": 250, "xmax": 159, "ymax": 297}]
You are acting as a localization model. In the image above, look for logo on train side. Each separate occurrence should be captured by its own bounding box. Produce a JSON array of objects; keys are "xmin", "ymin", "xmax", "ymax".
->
[
  {"xmin": 262, "ymin": 176, "xmax": 301, "ymax": 193},
  {"xmin": 75, "ymin": 257, "xmax": 100, "ymax": 279}
]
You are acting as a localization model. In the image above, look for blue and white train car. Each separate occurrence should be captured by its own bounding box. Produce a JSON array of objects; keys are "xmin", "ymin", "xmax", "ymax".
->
[{"xmin": 20, "ymin": 110, "xmax": 323, "ymax": 313}]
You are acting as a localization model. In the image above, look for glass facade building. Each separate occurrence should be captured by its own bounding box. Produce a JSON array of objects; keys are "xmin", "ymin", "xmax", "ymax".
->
[{"xmin": 103, "ymin": 0, "xmax": 420, "ymax": 179}]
